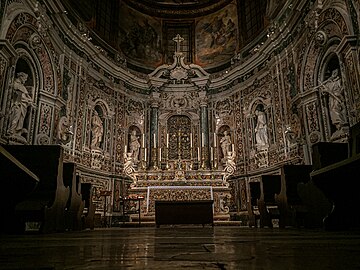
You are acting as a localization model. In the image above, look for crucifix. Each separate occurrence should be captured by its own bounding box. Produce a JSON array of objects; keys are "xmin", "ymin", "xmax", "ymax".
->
[{"xmin": 172, "ymin": 34, "xmax": 184, "ymax": 53}]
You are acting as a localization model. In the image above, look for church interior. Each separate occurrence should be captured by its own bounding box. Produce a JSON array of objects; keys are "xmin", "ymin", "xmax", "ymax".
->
[{"xmin": 1, "ymin": 0, "xmax": 360, "ymax": 268}]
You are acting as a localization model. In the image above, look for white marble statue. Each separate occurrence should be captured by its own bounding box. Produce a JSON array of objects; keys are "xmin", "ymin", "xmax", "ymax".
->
[
  {"xmin": 129, "ymin": 130, "xmax": 141, "ymax": 163},
  {"xmin": 320, "ymin": 69, "xmax": 348, "ymax": 132},
  {"xmin": 255, "ymin": 109, "xmax": 269, "ymax": 149},
  {"xmin": 7, "ymin": 72, "xmax": 33, "ymax": 137},
  {"xmin": 91, "ymin": 111, "xmax": 103, "ymax": 148},
  {"xmin": 220, "ymin": 130, "xmax": 231, "ymax": 159}
]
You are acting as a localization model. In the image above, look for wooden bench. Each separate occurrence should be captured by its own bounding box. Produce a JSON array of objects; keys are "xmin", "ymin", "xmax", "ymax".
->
[
  {"xmin": 2, "ymin": 145, "xmax": 69, "ymax": 233},
  {"xmin": 63, "ymin": 163, "xmax": 84, "ymax": 231},
  {"xmin": 311, "ymin": 154, "xmax": 360, "ymax": 230},
  {"xmin": 81, "ymin": 183, "xmax": 96, "ymax": 230},
  {"xmin": 275, "ymin": 165, "xmax": 312, "ymax": 228},
  {"xmin": 155, "ymin": 200, "xmax": 214, "ymax": 227},
  {"xmin": 256, "ymin": 165, "xmax": 314, "ymax": 228},
  {"xmin": 257, "ymin": 175, "xmax": 281, "ymax": 228},
  {"xmin": 0, "ymin": 145, "xmax": 40, "ymax": 233},
  {"xmin": 311, "ymin": 142, "xmax": 348, "ymax": 171},
  {"xmin": 247, "ymin": 181, "xmax": 261, "ymax": 227},
  {"xmin": 310, "ymin": 122, "xmax": 360, "ymax": 230}
]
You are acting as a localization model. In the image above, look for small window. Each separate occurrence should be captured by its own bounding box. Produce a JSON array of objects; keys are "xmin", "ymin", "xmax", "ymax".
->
[{"xmin": 163, "ymin": 22, "xmax": 194, "ymax": 64}]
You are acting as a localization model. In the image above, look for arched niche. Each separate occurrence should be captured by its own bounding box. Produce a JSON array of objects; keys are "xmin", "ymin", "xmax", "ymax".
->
[{"xmin": 6, "ymin": 56, "xmax": 36, "ymax": 143}]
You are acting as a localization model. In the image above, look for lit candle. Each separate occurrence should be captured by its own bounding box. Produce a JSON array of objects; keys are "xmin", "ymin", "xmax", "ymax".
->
[
  {"xmin": 198, "ymin": 147, "xmax": 201, "ymax": 161},
  {"xmin": 190, "ymin": 133, "xmax": 193, "ymax": 148},
  {"xmin": 214, "ymin": 133, "xmax": 217, "ymax": 147},
  {"xmin": 166, "ymin": 133, "xmax": 169, "ymax": 148},
  {"xmin": 142, "ymin": 134, "xmax": 145, "ymax": 148}
]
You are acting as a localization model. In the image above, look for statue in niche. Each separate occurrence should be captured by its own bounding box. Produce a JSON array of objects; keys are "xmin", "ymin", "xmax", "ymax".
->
[
  {"xmin": 7, "ymin": 72, "xmax": 34, "ymax": 137},
  {"xmin": 129, "ymin": 130, "xmax": 140, "ymax": 163},
  {"xmin": 220, "ymin": 130, "xmax": 231, "ymax": 160},
  {"xmin": 91, "ymin": 110, "xmax": 103, "ymax": 149},
  {"xmin": 319, "ymin": 69, "xmax": 348, "ymax": 135},
  {"xmin": 254, "ymin": 109, "xmax": 269, "ymax": 149}
]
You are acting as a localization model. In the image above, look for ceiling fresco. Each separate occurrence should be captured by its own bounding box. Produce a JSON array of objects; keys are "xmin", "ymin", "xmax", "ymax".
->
[
  {"xmin": 118, "ymin": 3, "xmax": 163, "ymax": 68},
  {"xmin": 195, "ymin": 1, "xmax": 238, "ymax": 67}
]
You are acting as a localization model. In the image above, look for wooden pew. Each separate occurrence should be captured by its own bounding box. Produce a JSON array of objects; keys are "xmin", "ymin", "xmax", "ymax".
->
[
  {"xmin": 275, "ymin": 165, "xmax": 312, "ymax": 228},
  {"xmin": 81, "ymin": 183, "xmax": 96, "ymax": 230},
  {"xmin": 310, "ymin": 123, "xmax": 360, "ymax": 230},
  {"xmin": 257, "ymin": 175, "xmax": 281, "ymax": 228},
  {"xmin": 311, "ymin": 154, "xmax": 360, "ymax": 230},
  {"xmin": 311, "ymin": 142, "xmax": 348, "ymax": 171},
  {"xmin": 63, "ymin": 163, "xmax": 84, "ymax": 231},
  {"xmin": 0, "ymin": 145, "xmax": 40, "ymax": 233},
  {"xmin": 155, "ymin": 200, "xmax": 214, "ymax": 227},
  {"xmin": 247, "ymin": 181, "xmax": 261, "ymax": 227},
  {"xmin": 2, "ymin": 145, "xmax": 70, "ymax": 233}
]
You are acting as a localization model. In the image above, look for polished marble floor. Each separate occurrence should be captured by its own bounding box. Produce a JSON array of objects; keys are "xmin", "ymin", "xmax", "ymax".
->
[{"xmin": 1, "ymin": 226, "xmax": 360, "ymax": 270}]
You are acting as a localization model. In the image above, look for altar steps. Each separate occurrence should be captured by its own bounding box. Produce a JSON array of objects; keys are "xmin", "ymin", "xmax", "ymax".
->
[{"xmin": 111, "ymin": 220, "xmax": 243, "ymax": 228}]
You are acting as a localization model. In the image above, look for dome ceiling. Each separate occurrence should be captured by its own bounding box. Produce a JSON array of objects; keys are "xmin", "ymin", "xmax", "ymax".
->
[
  {"xmin": 64, "ymin": 0, "xmax": 267, "ymax": 73},
  {"xmin": 123, "ymin": 0, "xmax": 234, "ymax": 18}
]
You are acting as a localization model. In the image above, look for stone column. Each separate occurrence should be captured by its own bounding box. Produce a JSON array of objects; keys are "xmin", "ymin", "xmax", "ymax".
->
[
  {"xmin": 150, "ymin": 92, "xmax": 160, "ymax": 169},
  {"xmin": 199, "ymin": 91, "xmax": 210, "ymax": 169}
]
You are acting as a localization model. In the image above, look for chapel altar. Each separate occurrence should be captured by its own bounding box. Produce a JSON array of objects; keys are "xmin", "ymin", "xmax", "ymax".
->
[{"xmin": 122, "ymin": 35, "xmax": 236, "ymax": 221}]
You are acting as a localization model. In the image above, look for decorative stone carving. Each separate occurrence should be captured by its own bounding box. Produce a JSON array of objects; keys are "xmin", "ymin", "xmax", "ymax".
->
[
  {"xmin": 36, "ymin": 134, "xmax": 50, "ymax": 145},
  {"xmin": 91, "ymin": 149, "xmax": 104, "ymax": 169},
  {"xmin": 223, "ymin": 150, "xmax": 236, "ymax": 184},
  {"xmin": 58, "ymin": 116, "xmax": 73, "ymax": 144},
  {"xmin": 219, "ymin": 194, "xmax": 231, "ymax": 214},
  {"xmin": 123, "ymin": 152, "xmax": 137, "ymax": 182},
  {"xmin": 29, "ymin": 33, "xmax": 42, "ymax": 50},
  {"xmin": 315, "ymin": 30, "xmax": 327, "ymax": 46},
  {"xmin": 255, "ymin": 149, "xmax": 269, "ymax": 168}
]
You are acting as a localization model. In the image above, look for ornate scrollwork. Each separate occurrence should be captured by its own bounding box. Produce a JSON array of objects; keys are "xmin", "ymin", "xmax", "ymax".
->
[
  {"xmin": 123, "ymin": 152, "xmax": 137, "ymax": 182},
  {"xmin": 223, "ymin": 150, "xmax": 236, "ymax": 185}
]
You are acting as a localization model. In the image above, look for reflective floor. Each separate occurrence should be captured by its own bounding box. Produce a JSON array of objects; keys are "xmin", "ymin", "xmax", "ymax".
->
[{"xmin": 1, "ymin": 226, "xmax": 360, "ymax": 269}]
